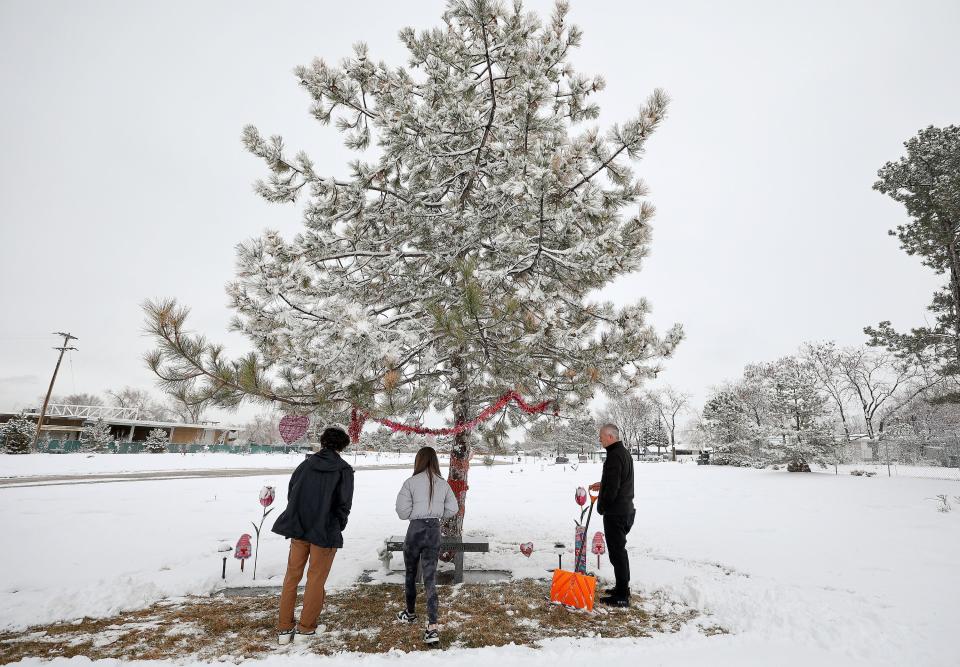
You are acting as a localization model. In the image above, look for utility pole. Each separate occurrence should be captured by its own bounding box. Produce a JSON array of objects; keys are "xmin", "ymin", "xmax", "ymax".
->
[{"xmin": 33, "ymin": 332, "xmax": 78, "ymax": 449}]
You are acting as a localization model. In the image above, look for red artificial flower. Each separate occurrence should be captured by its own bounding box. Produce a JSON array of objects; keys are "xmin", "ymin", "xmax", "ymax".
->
[
  {"xmin": 259, "ymin": 486, "xmax": 275, "ymax": 508},
  {"xmin": 575, "ymin": 487, "xmax": 587, "ymax": 506}
]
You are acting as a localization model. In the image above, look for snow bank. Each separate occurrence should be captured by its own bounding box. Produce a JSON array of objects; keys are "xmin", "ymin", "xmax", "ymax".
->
[{"xmin": 0, "ymin": 451, "xmax": 480, "ymax": 478}]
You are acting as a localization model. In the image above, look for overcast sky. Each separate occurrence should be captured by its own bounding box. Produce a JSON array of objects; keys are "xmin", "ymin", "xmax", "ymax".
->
[{"xmin": 1, "ymin": 0, "xmax": 958, "ymax": 426}]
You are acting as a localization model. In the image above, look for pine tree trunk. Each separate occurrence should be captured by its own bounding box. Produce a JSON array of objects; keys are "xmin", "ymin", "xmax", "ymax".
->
[
  {"xmin": 443, "ymin": 355, "xmax": 471, "ymax": 543},
  {"xmin": 943, "ymin": 234, "xmax": 960, "ymax": 369}
]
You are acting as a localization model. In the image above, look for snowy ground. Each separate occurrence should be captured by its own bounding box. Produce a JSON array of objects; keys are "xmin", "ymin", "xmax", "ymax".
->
[
  {"xmin": 1, "ymin": 457, "xmax": 958, "ymax": 665},
  {"xmin": 830, "ymin": 461, "xmax": 960, "ymax": 481}
]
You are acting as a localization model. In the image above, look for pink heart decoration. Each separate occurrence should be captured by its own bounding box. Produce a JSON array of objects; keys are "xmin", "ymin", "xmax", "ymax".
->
[
  {"xmin": 278, "ymin": 415, "xmax": 310, "ymax": 445},
  {"xmin": 520, "ymin": 542, "xmax": 534, "ymax": 557},
  {"xmin": 235, "ymin": 534, "xmax": 252, "ymax": 560}
]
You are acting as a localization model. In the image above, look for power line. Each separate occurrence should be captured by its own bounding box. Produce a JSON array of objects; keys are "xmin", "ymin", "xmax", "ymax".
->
[
  {"xmin": 0, "ymin": 336, "xmax": 60, "ymax": 341},
  {"xmin": 69, "ymin": 350, "xmax": 77, "ymax": 394}
]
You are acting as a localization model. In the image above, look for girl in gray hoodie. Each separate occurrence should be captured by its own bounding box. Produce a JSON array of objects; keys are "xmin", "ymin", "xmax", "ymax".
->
[{"xmin": 394, "ymin": 446, "xmax": 459, "ymax": 645}]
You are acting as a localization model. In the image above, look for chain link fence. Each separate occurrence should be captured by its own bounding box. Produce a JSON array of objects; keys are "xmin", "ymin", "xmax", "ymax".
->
[
  {"xmin": 829, "ymin": 436, "xmax": 960, "ymax": 481},
  {"xmin": 34, "ymin": 439, "xmax": 296, "ymax": 455}
]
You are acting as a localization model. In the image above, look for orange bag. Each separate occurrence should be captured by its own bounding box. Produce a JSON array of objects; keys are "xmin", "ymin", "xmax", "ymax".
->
[{"xmin": 550, "ymin": 568, "xmax": 596, "ymax": 610}]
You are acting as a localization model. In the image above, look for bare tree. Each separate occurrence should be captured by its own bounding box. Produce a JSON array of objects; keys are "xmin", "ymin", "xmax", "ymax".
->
[
  {"xmin": 106, "ymin": 387, "xmax": 173, "ymax": 421},
  {"xmin": 647, "ymin": 386, "xmax": 691, "ymax": 461},
  {"xmin": 839, "ymin": 347, "xmax": 934, "ymax": 444},
  {"xmin": 241, "ymin": 412, "xmax": 282, "ymax": 445},
  {"xmin": 802, "ymin": 341, "xmax": 855, "ymax": 441},
  {"xmin": 49, "ymin": 392, "xmax": 103, "ymax": 407},
  {"xmin": 164, "ymin": 386, "xmax": 216, "ymax": 424},
  {"xmin": 739, "ymin": 364, "xmax": 773, "ymax": 430},
  {"xmin": 602, "ymin": 393, "xmax": 654, "ymax": 457},
  {"xmin": 127, "ymin": 362, "xmax": 215, "ymax": 424},
  {"xmin": 901, "ymin": 390, "xmax": 960, "ymax": 465}
]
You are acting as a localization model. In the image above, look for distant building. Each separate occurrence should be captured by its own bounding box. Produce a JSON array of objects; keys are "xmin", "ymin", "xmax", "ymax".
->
[
  {"xmin": 671, "ymin": 442, "xmax": 703, "ymax": 456},
  {"xmin": 621, "ymin": 443, "xmax": 703, "ymax": 461},
  {"xmin": 0, "ymin": 404, "xmax": 238, "ymax": 445}
]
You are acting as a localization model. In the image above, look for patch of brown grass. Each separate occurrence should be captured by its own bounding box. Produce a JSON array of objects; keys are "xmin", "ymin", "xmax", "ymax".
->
[{"xmin": 0, "ymin": 580, "xmax": 722, "ymax": 663}]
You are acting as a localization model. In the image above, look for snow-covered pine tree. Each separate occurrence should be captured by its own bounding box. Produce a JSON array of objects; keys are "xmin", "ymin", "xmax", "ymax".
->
[
  {"xmin": 761, "ymin": 356, "xmax": 831, "ymax": 470},
  {"xmin": 636, "ymin": 414, "xmax": 664, "ymax": 456},
  {"xmin": 519, "ymin": 413, "xmax": 592, "ymax": 457},
  {"xmin": 364, "ymin": 427, "xmax": 393, "ymax": 454},
  {"xmin": 701, "ymin": 388, "xmax": 754, "ymax": 465},
  {"xmin": 81, "ymin": 418, "xmax": 114, "ymax": 453},
  {"xmin": 865, "ymin": 125, "xmax": 960, "ymax": 397},
  {"xmin": 374, "ymin": 430, "xmax": 424, "ymax": 454},
  {"xmin": 648, "ymin": 417, "xmax": 669, "ymax": 456},
  {"xmin": 523, "ymin": 418, "xmax": 559, "ymax": 457},
  {"xmin": 1, "ymin": 416, "xmax": 35, "ymax": 454},
  {"xmin": 701, "ymin": 374, "xmax": 779, "ymax": 467},
  {"xmin": 144, "ymin": 428, "xmax": 169, "ymax": 454},
  {"xmin": 560, "ymin": 416, "xmax": 597, "ymax": 457},
  {"xmin": 143, "ymin": 0, "xmax": 681, "ymax": 538}
]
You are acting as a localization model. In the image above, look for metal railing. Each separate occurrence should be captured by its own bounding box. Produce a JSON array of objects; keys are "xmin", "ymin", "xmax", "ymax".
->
[{"xmin": 44, "ymin": 404, "xmax": 140, "ymax": 420}]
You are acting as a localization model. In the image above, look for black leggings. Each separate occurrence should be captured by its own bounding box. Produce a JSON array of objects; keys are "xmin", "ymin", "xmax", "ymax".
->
[
  {"xmin": 403, "ymin": 518, "xmax": 441, "ymax": 623},
  {"xmin": 603, "ymin": 510, "xmax": 636, "ymax": 599}
]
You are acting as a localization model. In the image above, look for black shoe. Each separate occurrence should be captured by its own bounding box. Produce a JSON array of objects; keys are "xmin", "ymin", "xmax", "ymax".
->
[
  {"xmin": 598, "ymin": 595, "xmax": 630, "ymax": 608},
  {"xmin": 397, "ymin": 610, "xmax": 418, "ymax": 623},
  {"xmin": 423, "ymin": 627, "xmax": 440, "ymax": 645}
]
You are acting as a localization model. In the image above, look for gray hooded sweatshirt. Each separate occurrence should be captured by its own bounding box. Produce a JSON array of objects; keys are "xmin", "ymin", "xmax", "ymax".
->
[{"xmin": 395, "ymin": 471, "xmax": 460, "ymax": 521}]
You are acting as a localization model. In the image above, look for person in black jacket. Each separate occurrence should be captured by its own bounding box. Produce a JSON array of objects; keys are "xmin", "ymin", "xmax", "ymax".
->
[
  {"xmin": 272, "ymin": 426, "xmax": 354, "ymax": 644},
  {"xmin": 589, "ymin": 423, "xmax": 635, "ymax": 607}
]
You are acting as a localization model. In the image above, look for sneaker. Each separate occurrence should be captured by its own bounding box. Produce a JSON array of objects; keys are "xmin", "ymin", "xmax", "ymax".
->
[
  {"xmin": 293, "ymin": 629, "xmax": 317, "ymax": 644},
  {"xmin": 598, "ymin": 595, "xmax": 630, "ymax": 608},
  {"xmin": 397, "ymin": 610, "xmax": 418, "ymax": 623},
  {"xmin": 423, "ymin": 627, "xmax": 440, "ymax": 645},
  {"xmin": 277, "ymin": 629, "xmax": 294, "ymax": 645}
]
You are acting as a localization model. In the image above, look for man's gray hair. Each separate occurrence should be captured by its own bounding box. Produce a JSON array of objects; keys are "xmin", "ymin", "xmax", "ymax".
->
[{"xmin": 600, "ymin": 423, "xmax": 620, "ymax": 440}]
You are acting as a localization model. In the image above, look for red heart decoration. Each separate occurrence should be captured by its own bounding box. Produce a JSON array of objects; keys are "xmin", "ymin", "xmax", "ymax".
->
[
  {"xmin": 278, "ymin": 415, "xmax": 310, "ymax": 445},
  {"xmin": 520, "ymin": 542, "xmax": 534, "ymax": 557},
  {"xmin": 591, "ymin": 531, "xmax": 606, "ymax": 555}
]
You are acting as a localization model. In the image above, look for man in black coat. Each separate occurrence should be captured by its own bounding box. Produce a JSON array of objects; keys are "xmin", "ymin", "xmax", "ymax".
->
[
  {"xmin": 590, "ymin": 423, "xmax": 635, "ymax": 607},
  {"xmin": 272, "ymin": 426, "xmax": 354, "ymax": 643}
]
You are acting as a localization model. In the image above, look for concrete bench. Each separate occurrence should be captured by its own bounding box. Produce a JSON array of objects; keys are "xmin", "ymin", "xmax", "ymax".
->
[{"xmin": 381, "ymin": 534, "xmax": 489, "ymax": 584}]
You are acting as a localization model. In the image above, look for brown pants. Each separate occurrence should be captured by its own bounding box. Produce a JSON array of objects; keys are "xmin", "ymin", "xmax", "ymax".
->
[{"xmin": 278, "ymin": 539, "xmax": 337, "ymax": 632}]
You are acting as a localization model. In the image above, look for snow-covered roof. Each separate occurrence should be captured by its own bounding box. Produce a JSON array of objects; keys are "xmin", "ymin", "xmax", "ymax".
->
[
  {"xmin": 1, "ymin": 411, "xmax": 239, "ymax": 432},
  {"xmin": 81, "ymin": 417, "xmax": 240, "ymax": 431}
]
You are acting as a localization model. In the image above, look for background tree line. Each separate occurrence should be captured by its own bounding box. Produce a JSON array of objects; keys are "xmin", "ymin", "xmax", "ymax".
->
[
  {"xmin": 697, "ymin": 341, "xmax": 948, "ymax": 469},
  {"xmin": 697, "ymin": 125, "xmax": 960, "ymax": 471}
]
